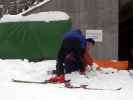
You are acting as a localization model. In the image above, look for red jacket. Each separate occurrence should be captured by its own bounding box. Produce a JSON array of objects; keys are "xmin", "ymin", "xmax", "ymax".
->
[{"xmin": 83, "ymin": 49, "xmax": 94, "ymax": 65}]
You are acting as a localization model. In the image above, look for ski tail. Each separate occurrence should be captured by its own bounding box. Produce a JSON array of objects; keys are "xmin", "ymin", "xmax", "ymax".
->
[
  {"xmin": 64, "ymin": 85, "xmax": 122, "ymax": 91},
  {"xmin": 12, "ymin": 79, "xmax": 49, "ymax": 84},
  {"xmin": 12, "ymin": 79, "xmax": 64, "ymax": 84}
]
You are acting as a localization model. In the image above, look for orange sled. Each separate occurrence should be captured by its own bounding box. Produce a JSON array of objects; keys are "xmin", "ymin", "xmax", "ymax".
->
[{"xmin": 94, "ymin": 60, "xmax": 128, "ymax": 70}]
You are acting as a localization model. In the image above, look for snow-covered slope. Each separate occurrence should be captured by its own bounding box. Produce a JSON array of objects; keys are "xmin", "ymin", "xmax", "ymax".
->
[
  {"xmin": 0, "ymin": 11, "xmax": 70, "ymax": 23},
  {"xmin": 0, "ymin": 59, "xmax": 133, "ymax": 100}
]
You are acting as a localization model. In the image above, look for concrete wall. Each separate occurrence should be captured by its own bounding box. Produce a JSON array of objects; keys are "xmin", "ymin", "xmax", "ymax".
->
[{"xmin": 29, "ymin": 0, "xmax": 118, "ymax": 60}]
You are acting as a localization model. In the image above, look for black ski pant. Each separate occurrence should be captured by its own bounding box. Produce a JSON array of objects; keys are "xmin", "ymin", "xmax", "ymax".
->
[{"xmin": 56, "ymin": 37, "xmax": 85, "ymax": 76}]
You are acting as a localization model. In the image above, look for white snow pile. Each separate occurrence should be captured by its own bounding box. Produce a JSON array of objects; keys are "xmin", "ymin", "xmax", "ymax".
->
[
  {"xmin": 129, "ymin": 70, "xmax": 133, "ymax": 78},
  {"xmin": 0, "ymin": 11, "xmax": 70, "ymax": 23},
  {"xmin": 0, "ymin": 59, "xmax": 56, "ymax": 82},
  {"xmin": 99, "ymin": 67, "xmax": 118, "ymax": 74},
  {"xmin": 0, "ymin": 59, "xmax": 133, "ymax": 90}
]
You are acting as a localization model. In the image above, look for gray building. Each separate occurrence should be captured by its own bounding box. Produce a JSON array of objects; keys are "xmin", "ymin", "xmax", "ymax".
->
[{"xmin": 30, "ymin": 0, "xmax": 118, "ymax": 60}]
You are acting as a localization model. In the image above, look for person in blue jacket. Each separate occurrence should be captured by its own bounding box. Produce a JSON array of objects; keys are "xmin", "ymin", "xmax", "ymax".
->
[{"xmin": 55, "ymin": 29, "xmax": 86, "ymax": 79}]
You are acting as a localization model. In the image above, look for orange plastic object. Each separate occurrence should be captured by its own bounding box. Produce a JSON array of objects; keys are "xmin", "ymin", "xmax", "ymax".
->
[{"xmin": 94, "ymin": 60, "xmax": 128, "ymax": 70}]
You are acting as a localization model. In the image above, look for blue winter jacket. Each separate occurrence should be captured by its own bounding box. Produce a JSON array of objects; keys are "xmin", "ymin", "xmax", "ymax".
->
[{"xmin": 63, "ymin": 29, "xmax": 86, "ymax": 48}]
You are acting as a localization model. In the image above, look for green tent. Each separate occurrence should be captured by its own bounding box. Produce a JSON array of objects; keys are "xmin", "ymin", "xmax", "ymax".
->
[{"xmin": 0, "ymin": 12, "xmax": 72, "ymax": 61}]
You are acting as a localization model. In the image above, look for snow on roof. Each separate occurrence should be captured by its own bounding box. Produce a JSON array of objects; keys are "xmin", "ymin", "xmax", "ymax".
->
[{"xmin": 0, "ymin": 11, "xmax": 70, "ymax": 23}]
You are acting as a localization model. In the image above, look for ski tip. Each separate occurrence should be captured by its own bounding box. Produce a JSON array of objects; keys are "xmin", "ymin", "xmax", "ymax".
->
[
  {"xmin": 12, "ymin": 79, "xmax": 17, "ymax": 82},
  {"xmin": 116, "ymin": 88, "xmax": 122, "ymax": 90}
]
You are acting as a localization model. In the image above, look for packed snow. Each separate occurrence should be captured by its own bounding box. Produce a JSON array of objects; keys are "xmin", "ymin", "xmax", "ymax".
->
[
  {"xmin": 0, "ymin": 11, "xmax": 70, "ymax": 23},
  {"xmin": 0, "ymin": 59, "xmax": 133, "ymax": 100}
]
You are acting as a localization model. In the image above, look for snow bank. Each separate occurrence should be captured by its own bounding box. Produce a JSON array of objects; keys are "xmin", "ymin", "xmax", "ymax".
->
[
  {"xmin": 0, "ymin": 59, "xmax": 56, "ymax": 82},
  {"xmin": 0, "ymin": 59, "xmax": 133, "ymax": 90},
  {"xmin": 0, "ymin": 59, "xmax": 133, "ymax": 100},
  {"xmin": 0, "ymin": 11, "xmax": 70, "ymax": 23}
]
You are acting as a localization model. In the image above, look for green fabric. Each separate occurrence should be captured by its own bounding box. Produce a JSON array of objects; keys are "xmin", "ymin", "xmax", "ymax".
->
[{"xmin": 0, "ymin": 20, "xmax": 72, "ymax": 61}]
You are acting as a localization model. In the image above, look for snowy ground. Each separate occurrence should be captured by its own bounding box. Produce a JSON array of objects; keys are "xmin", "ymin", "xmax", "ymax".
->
[{"xmin": 0, "ymin": 59, "xmax": 133, "ymax": 100}]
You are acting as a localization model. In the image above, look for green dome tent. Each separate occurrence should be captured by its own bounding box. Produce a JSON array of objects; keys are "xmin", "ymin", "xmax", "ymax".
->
[{"xmin": 0, "ymin": 11, "xmax": 72, "ymax": 61}]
